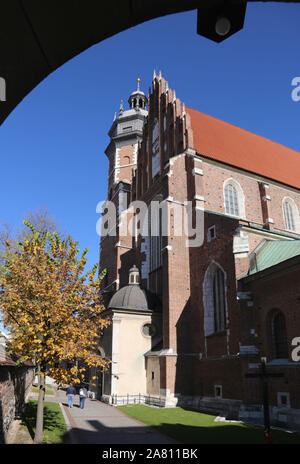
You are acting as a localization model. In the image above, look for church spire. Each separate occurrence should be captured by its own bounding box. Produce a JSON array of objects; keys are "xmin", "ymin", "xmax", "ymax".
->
[
  {"xmin": 128, "ymin": 78, "xmax": 148, "ymax": 110},
  {"xmin": 119, "ymin": 99, "xmax": 123, "ymax": 116}
]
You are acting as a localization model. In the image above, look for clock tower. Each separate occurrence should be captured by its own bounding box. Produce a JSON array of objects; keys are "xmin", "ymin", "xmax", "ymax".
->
[{"xmin": 99, "ymin": 79, "xmax": 148, "ymax": 304}]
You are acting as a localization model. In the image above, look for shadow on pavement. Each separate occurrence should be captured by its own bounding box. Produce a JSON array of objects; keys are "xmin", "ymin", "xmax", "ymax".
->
[
  {"xmin": 63, "ymin": 418, "xmax": 176, "ymax": 445},
  {"xmin": 62, "ymin": 418, "xmax": 300, "ymax": 445}
]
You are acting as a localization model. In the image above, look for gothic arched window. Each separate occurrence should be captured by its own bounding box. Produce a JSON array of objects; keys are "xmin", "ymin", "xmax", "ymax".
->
[
  {"xmin": 149, "ymin": 202, "xmax": 162, "ymax": 272},
  {"xmin": 203, "ymin": 263, "xmax": 227, "ymax": 336},
  {"xmin": 151, "ymin": 119, "xmax": 160, "ymax": 178},
  {"xmin": 283, "ymin": 198, "xmax": 297, "ymax": 232},
  {"xmin": 213, "ymin": 268, "xmax": 226, "ymax": 333},
  {"xmin": 271, "ymin": 311, "xmax": 288, "ymax": 360},
  {"xmin": 224, "ymin": 182, "xmax": 239, "ymax": 217}
]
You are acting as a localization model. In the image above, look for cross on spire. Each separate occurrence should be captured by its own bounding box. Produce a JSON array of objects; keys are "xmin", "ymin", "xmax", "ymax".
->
[
  {"xmin": 128, "ymin": 78, "xmax": 147, "ymax": 110},
  {"xmin": 245, "ymin": 358, "xmax": 284, "ymax": 440}
]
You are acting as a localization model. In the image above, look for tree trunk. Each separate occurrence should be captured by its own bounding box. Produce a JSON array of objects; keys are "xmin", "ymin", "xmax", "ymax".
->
[{"xmin": 34, "ymin": 369, "xmax": 45, "ymax": 444}]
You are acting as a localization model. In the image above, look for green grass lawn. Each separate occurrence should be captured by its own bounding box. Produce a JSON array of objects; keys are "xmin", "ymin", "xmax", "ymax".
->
[
  {"xmin": 31, "ymin": 387, "xmax": 54, "ymax": 395},
  {"xmin": 21, "ymin": 400, "xmax": 67, "ymax": 443},
  {"xmin": 118, "ymin": 405, "xmax": 300, "ymax": 444}
]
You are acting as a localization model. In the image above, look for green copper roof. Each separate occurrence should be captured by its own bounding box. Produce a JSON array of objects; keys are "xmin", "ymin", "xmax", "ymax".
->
[{"xmin": 239, "ymin": 239, "xmax": 300, "ymax": 279}]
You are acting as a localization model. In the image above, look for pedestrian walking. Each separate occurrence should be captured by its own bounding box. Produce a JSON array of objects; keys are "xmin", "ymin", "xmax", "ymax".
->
[
  {"xmin": 66, "ymin": 383, "xmax": 76, "ymax": 408},
  {"xmin": 79, "ymin": 385, "xmax": 88, "ymax": 409}
]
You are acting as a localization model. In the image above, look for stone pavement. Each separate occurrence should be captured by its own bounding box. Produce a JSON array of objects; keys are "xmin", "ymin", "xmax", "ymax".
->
[
  {"xmin": 29, "ymin": 387, "xmax": 177, "ymax": 445},
  {"xmin": 6, "ymin": 419, "xmax": 33, "ymax": 444}
]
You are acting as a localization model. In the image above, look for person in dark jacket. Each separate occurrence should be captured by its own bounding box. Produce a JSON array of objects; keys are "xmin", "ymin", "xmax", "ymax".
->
[{"xmin": 66, "ymin": 383, "xmax": 76, "ymax": 408}]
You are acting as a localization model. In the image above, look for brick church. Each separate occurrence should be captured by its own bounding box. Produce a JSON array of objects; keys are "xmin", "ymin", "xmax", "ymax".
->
[{"xmin": 98, "ymin": 72, "xmax": 300, "ymax": 429}]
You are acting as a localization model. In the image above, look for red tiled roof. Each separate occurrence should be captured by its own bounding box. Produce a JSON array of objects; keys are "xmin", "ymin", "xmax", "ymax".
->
[
  {"xmin": 0, "ymin": 353, "xmax": 34, "ymax": 367},
  {"xmin": 187, "ymin": 107, "xmax": 300, "ymax": 189},
  {"xmin": 0, "ymin": 353, "xmax": 17, "ymax": 366}
]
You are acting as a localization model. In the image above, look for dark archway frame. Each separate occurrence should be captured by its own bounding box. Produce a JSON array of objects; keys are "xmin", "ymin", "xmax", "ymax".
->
[{"xmin": 0, "ymin": 0, "xmax": 297, "ymax": 124}]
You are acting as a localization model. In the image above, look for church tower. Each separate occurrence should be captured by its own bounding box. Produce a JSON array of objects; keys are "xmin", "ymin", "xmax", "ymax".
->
[{"xmin": 99, "ymin": 79, "xmax": 148, "ymax": 304}]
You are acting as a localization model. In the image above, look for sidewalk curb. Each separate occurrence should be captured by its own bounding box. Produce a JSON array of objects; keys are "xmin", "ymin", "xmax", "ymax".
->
[{"xmin": 59, "ymin": 402, "xmax": 79, "ymax": 444}]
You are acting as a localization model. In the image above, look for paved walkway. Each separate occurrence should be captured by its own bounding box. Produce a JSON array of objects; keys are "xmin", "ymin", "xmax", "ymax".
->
[{"xmin": 29, "ymin": 387, "xmax": 177, "ymax": 445}]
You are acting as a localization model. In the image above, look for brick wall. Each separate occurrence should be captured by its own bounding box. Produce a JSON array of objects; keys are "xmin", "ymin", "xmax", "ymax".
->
[
  {"xmin": 239, "ymin": 267, "xmax": 300, "ymax": 409},
  {"xmin": 201, "ymin": 159, "xmax": 300, "ymax": 234},
  {"xmin": 202, "ymin": 162, "xmax": 264, "ymax": 224},
  {"xmin": 268, "ymin": 184, "xmax": 300, "ymax": 232},
  {"xmin": 241, "ymin": 268, "xmax": 300, "ymax": 361},
  {"xmin": 189, "ymin": 212, "xmax": 240, "ymax": 357},
  {"xmin": 0, "ymin": 365, "xmax": 34, "ymax": 443},
  {"xmin": 100, "ymin": 74, "xmax": 300, "ymax": 420}
]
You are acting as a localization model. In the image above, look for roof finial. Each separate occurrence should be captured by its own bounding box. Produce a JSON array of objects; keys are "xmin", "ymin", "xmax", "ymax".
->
[
  {"xmin": 165, "ymin": 81, "xmax": 169, "ymax": 93},
  {"xmin": 182, "ymin": 102, "xmax": 186, "ymax": 117},
  {"xmin": 153, "ymin": 69, "xmax": 156, "ymax": 80},
  {"xmin": 119, "ymin": 99, "xmax": 123, "ymax": 115},
  {"xmin": 137, "ymin": 77, "xmax": 141, "ymax": 92},
  {"xmin": 173, "ymin": 90, "xmax": 176, "ymax": 103},
  {"xmin": 159, "ymin": 70, "xmax": 162, "ymax": 80},
  {"xmin": 114, "ymin": 111, "xmax": 117, "ymax": 121}
]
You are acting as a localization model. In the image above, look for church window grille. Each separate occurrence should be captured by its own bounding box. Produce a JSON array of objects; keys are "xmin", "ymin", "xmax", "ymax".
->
[
  {"xmin": 283, "ymin": 199, "xmax": 296, "ymax": 232},
  {"xmin": 149, "ymin": 206, "xmax": 162, "ymax": 272},
  {"xmin": 225, "ymin": 183, "xmax": 239, "ymax": 216},
  {"xmin": 213, "ymin": 268, "xmax": 226, "ymax": 332},
  {"xmin": 152, "ymin": 119, "xmax": 160, "ymax": 178},
  {"xmin": 271, "ymin": 311, "xmax": 288, "ymax": 359},
  {"xmin": 203, "ymin": 263, "xmax": 228, "ymax": 337}
]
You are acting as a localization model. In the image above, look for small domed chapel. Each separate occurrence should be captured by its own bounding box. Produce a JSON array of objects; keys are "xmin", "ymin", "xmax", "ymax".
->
[{"xmin": 97, "ymin": 73, "xmax": 300, "ymax": 429}]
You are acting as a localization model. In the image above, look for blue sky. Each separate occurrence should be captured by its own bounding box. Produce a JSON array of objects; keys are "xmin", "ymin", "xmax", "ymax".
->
[{"xmin": 0, "ymin": 3, "xmax": 300, "ymax": 331}]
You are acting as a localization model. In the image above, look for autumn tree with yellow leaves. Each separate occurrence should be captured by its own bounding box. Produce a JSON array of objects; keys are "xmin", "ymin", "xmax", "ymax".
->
[{"xmin": 0, "ymin": 221, "xmax": 110, "ymax": 443}]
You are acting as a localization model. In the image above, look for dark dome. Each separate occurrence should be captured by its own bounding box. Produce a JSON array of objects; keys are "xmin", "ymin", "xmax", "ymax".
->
[
  {"xmin": 129, "ymin": 89, "xmax": 146, "ymax": 97},
  {"xmin": 108, "ymin": 284, "xmax": 161, "ymax": 313}
]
